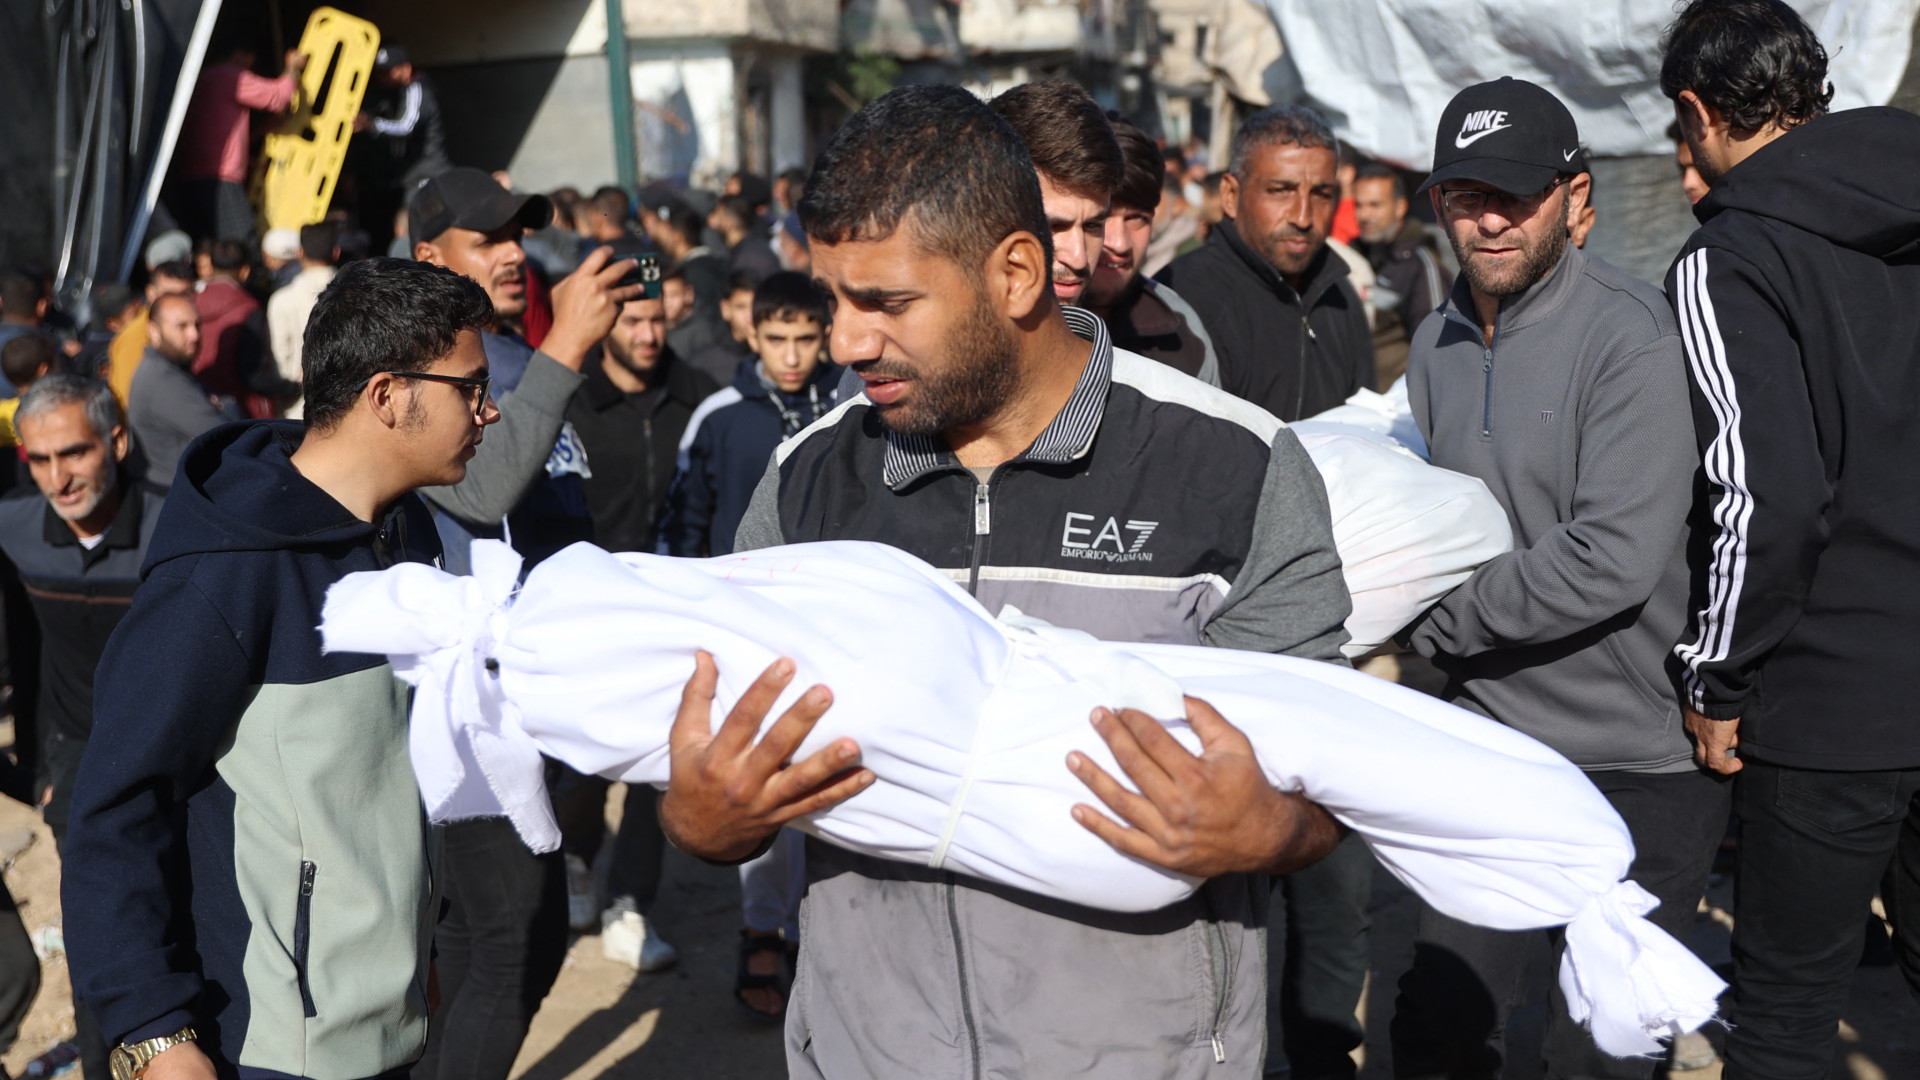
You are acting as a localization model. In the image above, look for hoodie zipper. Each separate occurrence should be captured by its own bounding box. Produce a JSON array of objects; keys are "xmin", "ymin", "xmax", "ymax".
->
[{"xmin": 294, "ymin": 861, "xmax": 318, "ymax": 1018}]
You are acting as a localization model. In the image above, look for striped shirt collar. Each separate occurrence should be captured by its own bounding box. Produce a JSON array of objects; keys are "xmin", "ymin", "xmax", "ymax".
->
[{"xmin": 881, "ymin": 305, "xmax": 1114, "ymax": 490}]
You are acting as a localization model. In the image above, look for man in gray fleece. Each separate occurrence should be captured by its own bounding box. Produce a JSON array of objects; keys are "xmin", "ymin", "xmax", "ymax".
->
[{"xmin": 1390, "ymin": 78, "xmax": 1730, "ymax": 1078}]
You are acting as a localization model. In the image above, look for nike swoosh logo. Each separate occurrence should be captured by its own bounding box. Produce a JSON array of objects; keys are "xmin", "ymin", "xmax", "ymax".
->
[
  {"xmin": 1454, "ymin": 124, "xmax": 1512, "ymax": 148},
  {"xmin": 1563, "ymin": 149, "xmax": 1577, "ymax": 161}
]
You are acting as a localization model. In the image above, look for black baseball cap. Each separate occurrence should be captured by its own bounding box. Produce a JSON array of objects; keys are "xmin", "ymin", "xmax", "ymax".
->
[
  {"xmin": 1416, "ymin": 77, "xmax": 1584, "ymax": 197},
  {"xmin": 408, "ymin": 167, "xmax": 553, "ymax": 249},
  {"xmin": 375, "ymin": 45, "xmax": 410, "ymax": 70}
]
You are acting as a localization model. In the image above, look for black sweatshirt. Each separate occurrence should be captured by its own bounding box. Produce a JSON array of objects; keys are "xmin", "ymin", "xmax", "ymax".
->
[{"xmin": 1664, "ymin": 106, "xmax": 1920, "ymax": 770}]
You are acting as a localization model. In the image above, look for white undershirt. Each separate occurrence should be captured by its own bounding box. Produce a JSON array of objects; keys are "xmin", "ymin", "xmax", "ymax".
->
[{"xmin": 76, "ymin": 533, "xmax": 105, "ymax": 550}]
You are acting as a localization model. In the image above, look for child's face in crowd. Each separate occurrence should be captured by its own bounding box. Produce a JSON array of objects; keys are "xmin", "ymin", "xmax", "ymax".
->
[
  {"xmin": 754, "ymin": 313, "xmax": 828, "ymax": 394},
  {"xmin": 722, "ymin": 288, "xmax": 757, "ymax": 344}
]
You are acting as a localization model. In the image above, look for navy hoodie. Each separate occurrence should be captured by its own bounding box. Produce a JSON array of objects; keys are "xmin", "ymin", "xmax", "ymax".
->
[
  {"xmin": 63, "ymin": 421, "xmax": 441, "ymax": 1080},
  {"xmin": 660, "ymin": 357, "xmax": 839, "ymax": 557}
]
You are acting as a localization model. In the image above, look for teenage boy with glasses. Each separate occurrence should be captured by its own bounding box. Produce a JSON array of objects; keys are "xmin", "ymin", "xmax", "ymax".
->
[{"xmin": 64, "ymin": 259, "xmax": 499, "ymax": 1080}]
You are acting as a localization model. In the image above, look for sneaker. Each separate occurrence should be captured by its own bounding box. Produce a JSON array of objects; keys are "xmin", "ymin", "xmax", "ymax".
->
[
  {"xmin": 602, "ymin": 908, "xmax": 679, "ymax": 973},
  {"xmin": 565, "ymin": 854, "xmax": 598, "ymax": 932}
]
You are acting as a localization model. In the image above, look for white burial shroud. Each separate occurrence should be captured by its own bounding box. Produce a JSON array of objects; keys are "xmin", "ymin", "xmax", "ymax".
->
[{"xmin": 321, "ymin": 537, "xmax": 1722, "ymax": 1056}]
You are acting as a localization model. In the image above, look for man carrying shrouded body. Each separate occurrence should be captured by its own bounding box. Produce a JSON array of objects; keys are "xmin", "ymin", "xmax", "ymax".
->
[{"xmin": 655, "ymin": 84, "xmax": 1355, "ymax": 1080}]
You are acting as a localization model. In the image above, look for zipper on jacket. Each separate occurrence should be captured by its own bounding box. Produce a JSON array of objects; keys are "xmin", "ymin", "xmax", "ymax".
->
[
  {"xmin": 1203, "ymin": 918, "xmax": 1229, "ymax": 1063},
  {"xmin": 294, "ymin": 861, "xmax": 318, "ymax": 1018},
  {"xmin": 1295, "ymin": 316, "xmax": 1313, "ymax": 419},
  {"xmin": 1479, "ymin": 346, "xmax": 1495, "ymax": 438},
  {"xmin": 967, "ymin": 479, "xmax": 991, "ymax": 597},
  {"xmin": 946, "ymin": 878, "xmax": 984, "ymax": 1080}
]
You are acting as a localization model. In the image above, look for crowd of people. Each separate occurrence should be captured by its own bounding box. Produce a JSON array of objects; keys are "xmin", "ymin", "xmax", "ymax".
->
[{"xmin": 0, "ymin": 0, "xmax": 1910, "ymax": 1077}]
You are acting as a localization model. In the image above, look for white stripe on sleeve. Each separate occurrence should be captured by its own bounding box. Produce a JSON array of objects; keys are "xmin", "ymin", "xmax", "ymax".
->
[{"xmin": 1672, "ymin": 249, "xmax": 1754, "ymax": 708}]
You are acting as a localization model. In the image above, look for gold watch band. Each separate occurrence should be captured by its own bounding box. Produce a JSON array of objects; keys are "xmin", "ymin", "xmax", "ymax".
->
[{"xmin": 109, "ymin": 1026, "xmax": 198, "ymax": 1080}]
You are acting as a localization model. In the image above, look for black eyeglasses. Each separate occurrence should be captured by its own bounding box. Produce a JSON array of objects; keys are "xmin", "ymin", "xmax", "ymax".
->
[
  {"xmin": 1437, "ymin": 176, "xmax": 1570, "ymax": 220},
  {"xmin": 352, "ymin": 370, "xmax": 493, "ymax": 419}
]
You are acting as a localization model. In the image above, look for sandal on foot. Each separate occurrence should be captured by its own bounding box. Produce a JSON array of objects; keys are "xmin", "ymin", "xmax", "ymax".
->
[{"xmin": 735, "ymin": 930, "xmax": 788, "ymax": 1020}]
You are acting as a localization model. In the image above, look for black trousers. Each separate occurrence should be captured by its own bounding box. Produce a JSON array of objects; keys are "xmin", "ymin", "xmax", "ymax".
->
[
  {"xmin": 551, "ymin": 771, "xmax": 667, "ymax": 911},
  {"xmin": 0, "ymin": 879, "xmax": 36, "ymax": 1075},
  {"xmin": 1391, "ymin": 767, "xmax": 1731, "ymax": 1079},
  {"xmin": 413, "ymin": 817, "xmax": 569, "ymax": 1080},
  {"xmin": 48, "ymin": 823, "xmax": 108, "ymax": 1080},
  {"xmin": 1722, "ymin": 758, "xmax": 1920, "ymax": 1079},
  {"xmin": 1266, "ymin": 830, "xmax": 1376, "ymax": 1079}
]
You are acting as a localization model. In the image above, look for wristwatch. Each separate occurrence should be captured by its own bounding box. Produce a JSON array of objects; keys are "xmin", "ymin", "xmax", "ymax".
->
[{"xmin": 109, "ymin": 1026, "xmax": 198, "ymax": 1080}]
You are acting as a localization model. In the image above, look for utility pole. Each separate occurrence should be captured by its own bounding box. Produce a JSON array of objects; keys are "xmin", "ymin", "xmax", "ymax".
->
[{"xmin": 604, "ymin": 0, "xmax": 639, "ymax": 188}]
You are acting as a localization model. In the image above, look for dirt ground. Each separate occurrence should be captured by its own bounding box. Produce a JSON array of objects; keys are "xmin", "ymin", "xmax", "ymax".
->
[{"xmin": 6, "ymin": 658, "xmax": 1918, "ymax": 1078}]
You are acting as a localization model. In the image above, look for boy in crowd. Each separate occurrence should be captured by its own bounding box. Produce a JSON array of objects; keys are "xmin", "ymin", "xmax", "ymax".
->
[
  {"xmin": 663, "ymin": 271, "xmax": 838, "ymax": 560},
  {"xmin": 661, "ymin": 269, "xmax": 838, "ymax": 1019},
  {"xmin": 685, "ymin": 269, "xmax": 766, "ymax": 385}
]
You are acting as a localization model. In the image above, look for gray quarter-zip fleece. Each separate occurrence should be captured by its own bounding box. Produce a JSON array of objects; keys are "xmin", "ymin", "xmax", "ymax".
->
[{"xmin": 1405, "ymin": 244, "xmax": 1697, "ymax": 772}]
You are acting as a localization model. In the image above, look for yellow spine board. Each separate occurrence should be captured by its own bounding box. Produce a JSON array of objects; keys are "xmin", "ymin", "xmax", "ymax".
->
[{"xmin": 257, "ymin": 7, "xmax": 380, "ymax": 233}]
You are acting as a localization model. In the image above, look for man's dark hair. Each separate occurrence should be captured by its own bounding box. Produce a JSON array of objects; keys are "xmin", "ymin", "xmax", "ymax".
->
[
  {"xmin": 301, "ymin": 258, "xmax": 493, "ymax": 431},
  {"xmin": 336, "ymin": 229, "xmax": 372, "ymax": 262},
  {"xmin": 209, "ymin": 240, "xmax": 250, "ymax": 274},
  {"xmin": 752, "ymin": 271, "xmax": 830, "ymax": 328},
  {"xmin": 990, "ymin": 81, "xmax": 1124, "ymax": 198},
  {"xmin": 550, "ymin": 187, "xmax": 582, "ymax": 216},
  {"xmin": 93, "ymin": 282, "xmax": 138, "ymax": 329},
  {"xmin": 1228, "ymin": 105, "xmax": 1338, "ymax": 181},
  {"xmin": 778, "ymin": 167, "xmax": 807, "ymax": 201},
  {"xmin": 0, "ymin": 267, "xmax": 47, "ymax": 319},
  {"xmin": 657, "ymin": 201, "xmax": 703, "ymax": 247},
  {"xmin": 1354, "ymin": 162, "xmax": 1406, "ymax": 201},
  {"xmin": 728, "ymin": 268, "xmax": 766, "ymax": 296},
  {"xmin": 1105, "ymin": 112, "xmax": 1163, "ymax": 214},
  {"xmin": 2, "ymin": 334, "xmax": 57, "ymax": 387},
  {"xmin": 153, "ymin": 260, "xmax": 195, "ymax": 286},
  {"xmin": 591, "ymin": 185, "xmax": 630, "ymax": 223},
  {"xmin": 799, "ymin": 84, "xmax": 1052, "ymax": 277},
  {"xmin": 713, "ymin": 196, "xmax": 756, "ymax": 232},
  {"xmin": 1661, "ymin": 0, "xmax": 1832, "ymax": 132},
  {"xmin": 300, "ymin": 221, "xmax": 341, "ymax": 263}
]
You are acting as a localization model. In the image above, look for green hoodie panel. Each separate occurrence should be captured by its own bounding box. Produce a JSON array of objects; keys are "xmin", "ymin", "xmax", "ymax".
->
[{"xmin": 217, "ymin": 666, "xmax": 438, "ymax": 1080}]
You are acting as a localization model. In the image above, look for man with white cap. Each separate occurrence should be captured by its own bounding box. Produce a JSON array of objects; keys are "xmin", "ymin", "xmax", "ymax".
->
[{"xmin": 1389, "ymin": 77, "xmax": 1729, "ymax": 1077}]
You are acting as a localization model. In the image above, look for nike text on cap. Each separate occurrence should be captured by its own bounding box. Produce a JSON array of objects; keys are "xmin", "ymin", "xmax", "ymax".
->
[
  {"xmin": 408, "ymin": 166, "xmax": 554, "ymax": 251},
  {"xmin": 1416, "ymin": 77, "xmax": 1585, "ymax": 197}
]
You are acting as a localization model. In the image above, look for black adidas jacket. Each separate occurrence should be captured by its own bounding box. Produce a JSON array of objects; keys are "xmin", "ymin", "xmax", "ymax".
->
[
  {"xmin": 1156, "ymin": 219, "xmax": 1374, "ymax": 420},
  {"xmin": 1665, "ymin": 106, "xmax": 1920, "ymax": 770}
]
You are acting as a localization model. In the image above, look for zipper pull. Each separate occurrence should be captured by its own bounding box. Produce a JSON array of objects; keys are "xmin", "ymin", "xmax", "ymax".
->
[
  {"xmin": 1306, "ymin": 325, "xmax": 1318, "ymax": 341},
  {"xmin": 1211, "ymin": 1031, "xmax": 1226, "ymax": 1063},
  {"xmin": 300, "ymin": 861, "xmax": 316, "ymax": 896},
  {"xmin": 1483, "ymin": 346, "xmax": 1493, "ymax": 371},
  {"xmin": 973, "ymin": 482, "xmax": 991, "ymax": 536}
]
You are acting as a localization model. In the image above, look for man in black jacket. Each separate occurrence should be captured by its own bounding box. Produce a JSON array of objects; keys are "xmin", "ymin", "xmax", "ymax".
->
[
  {"xmin": 1351, "ymin": 163, "xmax": 1451, "ymax": 388},
  {"xmin": 562, "ymin": 288, "xmax": 717, "ymax": 974},
  {"xmin": 1158, "ymin": 105, "xmax": 1373, "ymax": 420},
  {"xmin": 1662, "ymin": 3, "xmax": 1920, "ymax": 1076},
  {"xmin": 0, "ymin": 375, "xmax": 160, "ymax": 1079}
]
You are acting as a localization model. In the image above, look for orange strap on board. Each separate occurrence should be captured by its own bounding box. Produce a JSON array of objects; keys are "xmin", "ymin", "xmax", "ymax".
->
[{"xmin": 257, "ymin": 7, "xmax": 380, "ymax": 232}]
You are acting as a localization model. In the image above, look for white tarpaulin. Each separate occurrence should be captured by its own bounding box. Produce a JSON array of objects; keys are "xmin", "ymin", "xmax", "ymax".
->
[{"xmin": 1266, "ymin": 0, "xmax": 1920, "ymax": 167}]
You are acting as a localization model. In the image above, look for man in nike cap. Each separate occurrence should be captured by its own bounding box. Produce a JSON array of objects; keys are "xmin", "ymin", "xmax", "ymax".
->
[{"xmin": 1389, "ymin": 77, "xmax": 1727, "ymax": 1078}]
